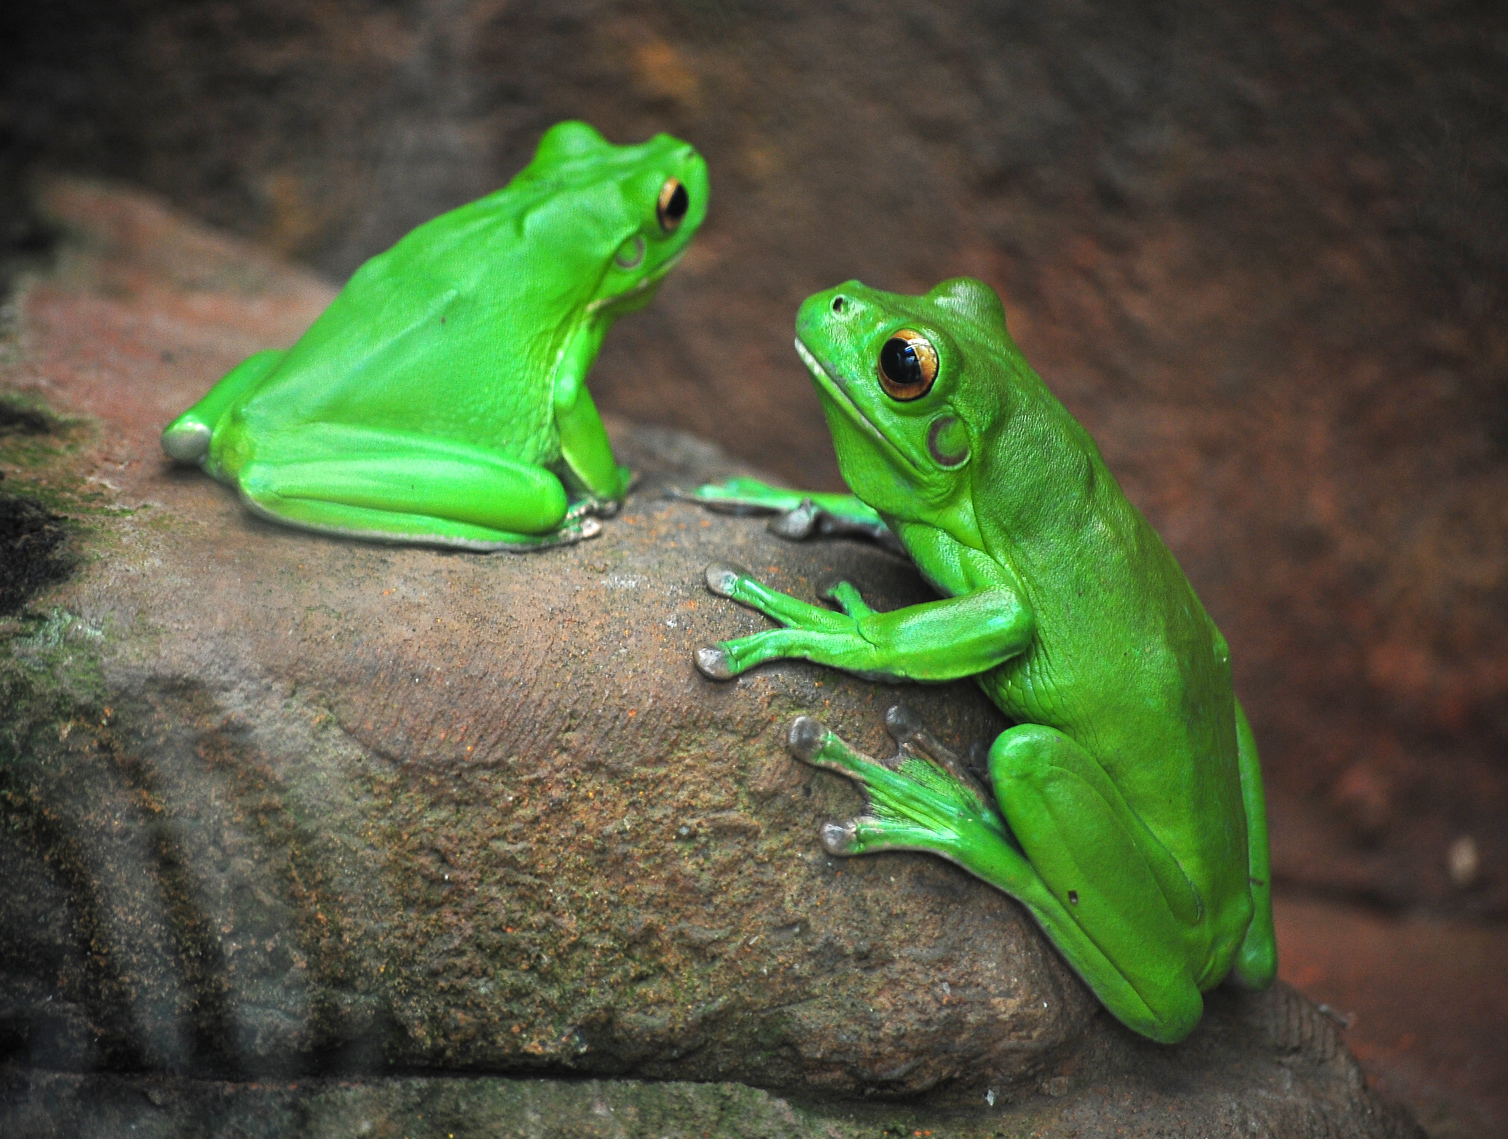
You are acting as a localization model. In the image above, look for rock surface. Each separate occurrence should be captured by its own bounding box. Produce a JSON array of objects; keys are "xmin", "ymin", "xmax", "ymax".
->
[{"xmin": 0, "ymin": 181, "xmax": 1420, "ymax": 1135}]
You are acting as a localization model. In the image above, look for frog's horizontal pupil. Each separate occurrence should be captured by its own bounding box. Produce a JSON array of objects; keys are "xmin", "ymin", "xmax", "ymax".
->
[
  {"xmin": 876, "ymin": 329, "xmax": 937, "ymax": 399},
  {"xmin": 665, "ymin": 183, "xmax": 688, "ymax": 219},
  {"xmin": 881, "ymin": 339, "xmax": 922, "ymax": 386}
]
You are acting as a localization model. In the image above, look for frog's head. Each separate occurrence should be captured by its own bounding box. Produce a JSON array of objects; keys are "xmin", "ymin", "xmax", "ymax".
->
[
  {"xmin": 795, "ymin": 277, "xmax": 1055, "ymax": 541},
  {"xmin": 517, "ymin": 121, "xmax": 709, "ymax": 316}
]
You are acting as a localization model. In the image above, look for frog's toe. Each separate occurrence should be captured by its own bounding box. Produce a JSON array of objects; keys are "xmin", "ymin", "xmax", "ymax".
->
[
  {"xmin": 665, "ymin": 482, "xmax": 769, "ymax": 513},
  {"xmin": 161, "ymin": 420, "xmax": 212, "ymax": 463},
  {"xmin": 768, "ymin": 499, "xmax": 820, "ymax": 540},
  {"xmin": 703, "ymin": 562, "xmax": 749, "ymax": 597},
  {"xmin": 885, "ymin": 703, "xmax": 926, "ymax": 743},
  {"xmin": 479, "ymin": 514, "xmax": 600, "ymax": 553},
  {"xmin": 787, "ymin": 714, "xmax": 829, "ymax": 761},
  {"xmin": 550, "ymin": 516, "xmax": 601, "ymax": 542},
  {"xmin": 695, "ymin": 646, "xmax": 734, "ymax": 680},
  {"xmin": 820, "ymin": 819, "xmax": 859, "ymax": 856},
  {"xmin": 564, "ymin": 497, "xmax": 618, "ymax": 523}
]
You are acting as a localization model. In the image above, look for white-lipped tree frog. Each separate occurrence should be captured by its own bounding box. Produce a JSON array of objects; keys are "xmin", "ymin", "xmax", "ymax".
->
[
  {"xmin": 691, "ymin": 278, "xmax": 1277, "ymax": 1043},
  {"xmin": 163, "ymin": 121, "xmax": 708, "ymax": 550}
]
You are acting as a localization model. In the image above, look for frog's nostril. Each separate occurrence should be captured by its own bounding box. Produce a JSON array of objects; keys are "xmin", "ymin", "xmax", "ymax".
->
[{"xmin": 832, "ymin": 295, "xmax": 846, "ymax": 314}]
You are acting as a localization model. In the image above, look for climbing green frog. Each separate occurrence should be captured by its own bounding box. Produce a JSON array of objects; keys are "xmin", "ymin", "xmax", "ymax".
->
[
  {"xmin": 162, "ymin": 121, "xmax": 708, "ymax": 550},
  {"xmin": 692, "ymin": 277, "xmax": 1276, "ymax": 1043}
]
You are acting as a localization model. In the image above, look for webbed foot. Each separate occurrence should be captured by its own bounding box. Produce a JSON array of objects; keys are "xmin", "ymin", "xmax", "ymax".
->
[{"xmin": 786, "ymin": 705, "xmax": 1012, "ymax": 860}]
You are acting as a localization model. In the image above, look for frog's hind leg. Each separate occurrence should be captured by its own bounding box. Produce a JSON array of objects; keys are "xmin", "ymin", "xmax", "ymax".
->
[
  {"xmin": 790, "ymin": 707, "xmax": 1206, "ymax": 1043},
  {"xmin": 986, "ymin": 724, "xmax": 1206, "ymax": 1042},
  {"xmin": 1230, "ymin": 700, "xmax": 1277, "ymax": 989},
  {"xmin": 788, "ymin": 705, "xmax": 1015, "ymax": 861},
  {"xmin": 162, "ymin": 349, "xmax": 286, "ymax": 463},
  {"xmin": 236, "ymin": 423, "xmax": 592, "ymax": 551}
]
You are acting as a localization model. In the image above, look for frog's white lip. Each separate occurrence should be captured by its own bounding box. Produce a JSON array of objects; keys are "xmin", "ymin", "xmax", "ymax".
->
[
  {"xmin": 586, "ymin": 246, "xmax": 688, "ymax": 315},
  {"xmin": 794, "ymin": 337, "xmax": 921, "ymax": 478}
]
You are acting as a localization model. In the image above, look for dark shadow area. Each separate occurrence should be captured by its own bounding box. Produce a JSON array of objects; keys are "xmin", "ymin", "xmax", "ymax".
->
[{"xmin": 0, "ymin": 490, "xmax": 73, "ymax": 618}]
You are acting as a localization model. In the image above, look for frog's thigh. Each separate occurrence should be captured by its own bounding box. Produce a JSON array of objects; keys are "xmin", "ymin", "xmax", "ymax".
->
[
  {"xmin": 989, "ymin": 725, "xmax": 1204, "ymax": 1042},
  {"xmin": 240, "ymin": 425, "xmax": 568, "ymax": 541}
]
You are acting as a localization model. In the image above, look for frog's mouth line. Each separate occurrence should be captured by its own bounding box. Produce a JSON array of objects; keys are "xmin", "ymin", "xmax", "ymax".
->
[
  {"xmin": 586, "ymin": 247, "xmax": 688, "ymax": 315},
  {"xmin": 794, "ymin": 337, "xmax": 922, "ymax": 478}
]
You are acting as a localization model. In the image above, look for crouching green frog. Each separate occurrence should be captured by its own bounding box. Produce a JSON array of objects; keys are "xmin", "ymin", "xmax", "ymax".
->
[
  {"xmin": 692, "ymin": 277, "xmax": 1276, "ymax": 1043},
  {"xmin": 163, "ymin": 121, "xmax": 707, "ymax": 550}
]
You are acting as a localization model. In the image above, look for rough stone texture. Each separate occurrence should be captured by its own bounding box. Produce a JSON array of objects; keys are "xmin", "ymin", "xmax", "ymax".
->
[
  {"xmin": 4, "ymin": 0, "xmax": 1506, "ymax": 917},
  {"xmin": 0, "ymin": 987, "xmax": 1424, "ymax": 1138},
  {"xmin": 0, "ymin": 180, "xmax": 1421, "ymax": 1135},
  {"xmin": 1, "ymin": 180, "xmax": 1082, "ymax": 1098}
]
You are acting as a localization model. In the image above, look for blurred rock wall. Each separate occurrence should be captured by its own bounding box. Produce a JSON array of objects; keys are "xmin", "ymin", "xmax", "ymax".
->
[{"xmin": 3, "ymin": 0, "xmax": 1506, "ymax": 912}]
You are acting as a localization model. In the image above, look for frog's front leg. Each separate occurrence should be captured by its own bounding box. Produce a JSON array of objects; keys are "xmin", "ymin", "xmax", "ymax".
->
[
  {"xmin": 673, "ymin": 478, "xmax": 904, "ymax": 554},
  {"xmin": 231, "ymin": 423, "xmax": 597, "ymax": 551},
  {"xmin": 790, "ymin": 709, "xmax": 1208, "ymax": 1044},
  {"xmin": 695, "ymin": 563, "xmax": 1033, "ymax": 681},
  {"xmin": 553, "ymin": 323, "xmax": 631, "ymax": 506}
]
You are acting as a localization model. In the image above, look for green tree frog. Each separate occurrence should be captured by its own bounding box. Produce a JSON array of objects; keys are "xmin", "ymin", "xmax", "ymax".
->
[
  {"xmin": 162, "ymin": 121, "xmax": 708, "ymax": 550},
  {"xmin": 691, "ymin": 278, "xmax": 1276, "ymax": 1043}
]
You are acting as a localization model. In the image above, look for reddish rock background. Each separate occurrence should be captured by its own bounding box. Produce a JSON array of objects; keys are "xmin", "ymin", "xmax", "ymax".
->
[{"xmin": 2, "ymin": 1, "xmax": 1505, "ymax": 1133}]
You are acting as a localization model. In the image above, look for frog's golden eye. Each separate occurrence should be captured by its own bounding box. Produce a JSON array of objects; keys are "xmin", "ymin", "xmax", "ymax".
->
[
  {"xmin": 657, "ymin": 178, "xmax": 689, "ymax": 232},
  {"xmin": 877, "ymin": 330, "xmax": 939, "ymax": 401}
]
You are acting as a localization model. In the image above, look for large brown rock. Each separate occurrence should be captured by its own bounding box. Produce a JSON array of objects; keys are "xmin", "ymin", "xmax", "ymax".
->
[{"xmin": 0, "ymin": 181, "xmax": 1418, "ymax": 1136}]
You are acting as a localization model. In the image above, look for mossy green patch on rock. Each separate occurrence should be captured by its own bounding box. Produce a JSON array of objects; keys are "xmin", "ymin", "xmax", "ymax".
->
[
  {"xmin": 0, "ymin": 497, "xmax": 74, "ymax": 615},
  {"xmin": 0, "ymin": 396, "xmax": 81, "ymax": 616}
]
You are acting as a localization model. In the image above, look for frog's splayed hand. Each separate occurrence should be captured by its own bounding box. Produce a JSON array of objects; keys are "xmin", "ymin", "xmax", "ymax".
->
[
  {"xmin": 693, "ymin": 562, "xmax": 749, "ymax": 679},
  {"xmin": 785, "ymin": 705, "xmax": 1013, "ymax": 863}
]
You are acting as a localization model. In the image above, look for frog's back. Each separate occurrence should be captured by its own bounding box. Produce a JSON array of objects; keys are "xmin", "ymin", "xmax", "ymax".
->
[
  {"xmin": 219, "ymin": 179, "xmax": 612, "ymax": 469},
  {"xmin": 974, "ymin": 411, "xmax": 1252, "ymax": 940}
]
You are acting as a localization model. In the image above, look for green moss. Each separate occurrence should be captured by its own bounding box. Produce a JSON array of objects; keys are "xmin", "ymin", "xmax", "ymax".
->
[
  {"xmin": 0, "ymin": 389, "xmax": 141, "ymax": 622},
  {"xmin": 0, "ymin": 606, "xmax": 110, "ymax": 766},
  {"xmin": 0, "ymin": 388, "xmax": 121, "ymax": 760}
]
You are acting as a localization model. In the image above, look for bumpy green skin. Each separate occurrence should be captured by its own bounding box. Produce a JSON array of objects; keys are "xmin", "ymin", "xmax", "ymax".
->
[
  {"xmin": 162, "ymin": 121, "xmax": 708, "ymax": 550},
  {"xmin": 693, "ymin": 278, "xmax": 1277, "ymax": 1043}
]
